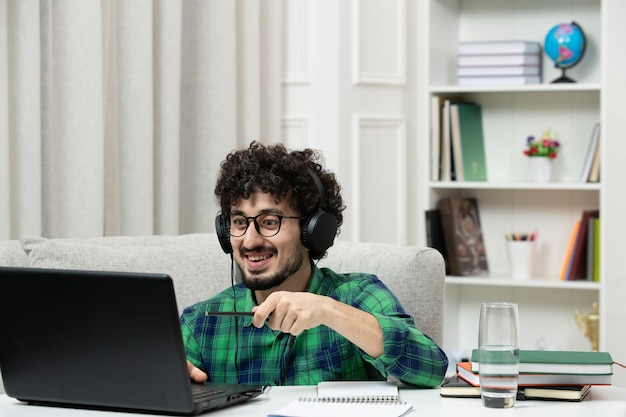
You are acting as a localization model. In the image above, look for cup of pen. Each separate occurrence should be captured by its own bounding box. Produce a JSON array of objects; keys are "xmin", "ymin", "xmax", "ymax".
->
[
  {"xmin": 505, "ymin": 232, "xmax": 536, "ymax": 280},
  {"xmin": 478, "ymin": 302, "xmax": 520, "ymax": 409}
]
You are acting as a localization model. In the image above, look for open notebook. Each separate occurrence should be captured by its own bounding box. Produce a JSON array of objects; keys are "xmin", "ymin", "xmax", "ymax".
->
[{"xmin": 268, "ymin": 381, "xmax": 413, "ymax": 417}]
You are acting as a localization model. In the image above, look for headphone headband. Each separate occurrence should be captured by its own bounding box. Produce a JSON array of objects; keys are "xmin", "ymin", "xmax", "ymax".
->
[{"xmin": 307, "ymin": 167, "xmax": 328, "ymax": 210}]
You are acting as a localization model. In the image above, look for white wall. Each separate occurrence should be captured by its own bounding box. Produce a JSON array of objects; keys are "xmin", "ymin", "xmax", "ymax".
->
[{"xmin": 281, "ymin": 0, "xmax": 415, "ymax": 246}]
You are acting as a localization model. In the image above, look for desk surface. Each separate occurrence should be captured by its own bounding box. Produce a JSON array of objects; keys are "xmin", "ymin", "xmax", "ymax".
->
[{"xmin": 1, "ymin": 386, "xmax": 625, "ymax": 417}]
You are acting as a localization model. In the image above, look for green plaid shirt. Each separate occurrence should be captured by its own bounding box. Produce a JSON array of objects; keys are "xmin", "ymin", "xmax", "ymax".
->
[{"xmin": 180, "ymin": 267, "xmax": 448, "ymax": 387}]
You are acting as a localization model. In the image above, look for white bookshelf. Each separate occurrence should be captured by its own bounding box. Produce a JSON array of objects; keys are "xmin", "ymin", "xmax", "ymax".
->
[{"xmin": 415, "ymin": 0, "xmax": 621, "ymax": 373}]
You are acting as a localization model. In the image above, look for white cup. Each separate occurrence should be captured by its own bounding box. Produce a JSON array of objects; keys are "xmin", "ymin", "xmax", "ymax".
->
[{"xmin": 506, "ymin": 240, "xmax": 534, "ymax": 279}]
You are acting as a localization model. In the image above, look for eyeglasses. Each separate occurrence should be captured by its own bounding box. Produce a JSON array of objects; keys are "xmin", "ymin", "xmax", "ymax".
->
[{"xmin": 229, "ymin": 213, "xmax": 303, "ymax": 237}]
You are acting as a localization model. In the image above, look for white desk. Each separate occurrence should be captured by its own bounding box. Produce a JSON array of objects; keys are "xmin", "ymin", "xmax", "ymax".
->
[{"xmin": 1, "ymin": 386, "xmax": 625, "ymax": 416}]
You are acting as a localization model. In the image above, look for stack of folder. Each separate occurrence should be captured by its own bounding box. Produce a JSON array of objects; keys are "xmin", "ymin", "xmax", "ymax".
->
[{"xmin": 457, "ymin": 40, "xmax": 542, "ymax": 86}]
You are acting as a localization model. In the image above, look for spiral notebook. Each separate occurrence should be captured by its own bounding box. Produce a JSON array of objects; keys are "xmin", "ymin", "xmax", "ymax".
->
[{"xmin": 267, "ymin": 381, "xmax": 413, "ymax": 417}]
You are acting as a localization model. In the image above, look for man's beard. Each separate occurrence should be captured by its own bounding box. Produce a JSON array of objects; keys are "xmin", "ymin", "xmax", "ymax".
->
[{"xmin": 239, "ymin": 247, "xmax": 304, "ymax": 291}]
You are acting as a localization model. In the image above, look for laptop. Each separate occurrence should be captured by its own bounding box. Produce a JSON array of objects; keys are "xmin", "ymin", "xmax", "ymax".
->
[{"xmin": 0, "ymin": 266, "xmax": 264, "ymax": 415}]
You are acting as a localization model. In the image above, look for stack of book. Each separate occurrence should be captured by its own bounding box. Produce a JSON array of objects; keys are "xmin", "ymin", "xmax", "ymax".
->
[
  {"xmin": 560, "ymin": 209, "xmax": 600, "ymax": 281},
  {"xmin": 441, "ymin": 374, "xmax": 592, "ymax": 401},
  {"xmin": 457, "ymin": 40, "xmax": 542, "ymax": 86},
  {"xmin": 429, "ymin": 96, "xmax": 487, "ymax": 182},
  {"xmin": 442, "ymin": 349, "xmax": 613, "ymax": 402}
]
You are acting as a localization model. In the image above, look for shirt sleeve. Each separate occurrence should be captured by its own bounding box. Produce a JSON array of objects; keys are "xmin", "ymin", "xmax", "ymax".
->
[
  {"xmin": 365, "ymin": 313, "xmax": 448, "ymax": 387},
  {"xmin": 180, "ymin": 302, "xmax": 206, "ymax": 372},
  {"xmin": 345, "ymin": 274, "xmax": 449, "ymax": 387}
]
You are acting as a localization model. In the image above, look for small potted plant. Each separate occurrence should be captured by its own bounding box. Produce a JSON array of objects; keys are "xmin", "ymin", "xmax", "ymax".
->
[{"xmin": 524, "ymin": 129, "xmax": 560, "ymax": 181}]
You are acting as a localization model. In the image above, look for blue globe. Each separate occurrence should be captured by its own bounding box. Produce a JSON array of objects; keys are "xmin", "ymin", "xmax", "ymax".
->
[{"xmin": 544, "ymin": 22, "xmax": 586, "ymax": 69}]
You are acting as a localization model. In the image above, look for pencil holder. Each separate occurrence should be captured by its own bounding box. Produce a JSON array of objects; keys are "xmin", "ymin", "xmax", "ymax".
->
[{"xmin": 506, "ymin": 240, "xmax": 535, "ymax": 279}]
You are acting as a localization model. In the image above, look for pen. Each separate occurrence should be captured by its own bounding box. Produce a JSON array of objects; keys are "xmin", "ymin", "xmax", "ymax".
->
[{"xmin": 205, "ymin": 311, "xmax": 255, "ymax": 317}]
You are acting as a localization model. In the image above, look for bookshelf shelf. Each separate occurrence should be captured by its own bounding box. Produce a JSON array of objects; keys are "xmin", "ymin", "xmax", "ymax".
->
[
  {"xmin": 445, "ymin": 276, "xmax": 600, "ymax": 291},
  {"xmin": 430, "ymin": 83, "xmax": 602, "ymax": 95},
  {"xmin": 429, "ymin": 182, "xmax": 601, "ymax": 191}
]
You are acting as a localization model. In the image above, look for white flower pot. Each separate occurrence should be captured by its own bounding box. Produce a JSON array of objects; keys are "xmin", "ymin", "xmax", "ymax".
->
[{"xmin": 529, "ymin": 157, "xmax": 552, "ymax": 182}]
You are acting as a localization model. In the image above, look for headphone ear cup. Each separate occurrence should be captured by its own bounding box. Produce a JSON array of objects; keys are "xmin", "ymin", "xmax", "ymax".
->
[
  {"xmin": 301, "ymin": 209, "xmax": 338, "ymax": 252},
  {"xmin": 215, "ymin": 215, "xmax": 233, "ymax": 254}
]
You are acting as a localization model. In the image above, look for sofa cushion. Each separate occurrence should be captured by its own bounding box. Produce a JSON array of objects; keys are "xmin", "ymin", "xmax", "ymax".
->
[
  {"xmin": 19, "ymin": 234, "xmax": 234, "ymax": 314},
  {"xmin": 0, "ymin": 240, "xmax": 27, "ymax": 266}
]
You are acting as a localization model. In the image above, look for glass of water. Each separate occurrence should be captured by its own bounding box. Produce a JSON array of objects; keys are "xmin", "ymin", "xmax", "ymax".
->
[{"xmin": 478, "ymin": 302, "xmax": 520, "ymax": 408}]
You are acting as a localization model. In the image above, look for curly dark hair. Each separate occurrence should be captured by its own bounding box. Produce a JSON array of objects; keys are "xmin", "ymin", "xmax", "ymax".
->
[{"xmin": 214, "ymin": 141, "xmax": 345, "ymax": 259}]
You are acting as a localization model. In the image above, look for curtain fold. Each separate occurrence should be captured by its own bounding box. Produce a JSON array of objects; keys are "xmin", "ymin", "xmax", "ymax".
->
[
  {"xmin": 153, "ymin": 0, "xmax": 182, "ymax": 236},
  {"xmin": 7, "ymin": 0, "xmax": 43, "ymax": 237},
  {"xmin": 115, "ymin": 0, "xmax": 154, "ymax": 235},
  {"xmin": 0, "ymin": 0, "xmax": 9, "ymax": 238},
  {"xmin": 42, "ymin": 0, "xmax": 105, "ymax": 238},
  {"xmin": 0, "ymin": 0, "xmax": 283, "ymax": 240}
]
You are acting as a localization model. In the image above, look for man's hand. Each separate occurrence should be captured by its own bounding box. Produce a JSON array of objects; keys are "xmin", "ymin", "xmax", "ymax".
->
[
  {"xmin": 252, "ymin": 291, "xmax": 384, "ymax": 358},
  {"xmin": 252, "ymin": 291, "xmax": 327, "ymax": 335},
  {"xmin": 187, "ymin": 360, "xmax": 208, "ymax": 383}
]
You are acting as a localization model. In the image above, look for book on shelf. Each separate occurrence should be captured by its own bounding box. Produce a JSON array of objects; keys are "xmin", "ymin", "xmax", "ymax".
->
[
  {"xmin": 430, "ymin": 94, "xmax": 442, "ymax": 181},
  {"xmin": 470, "ymin": 349, "xmax": 614, "ymax": 375},
  {"xmin": 425, "ymin": 208, "xmax": 450, "ymax": 274},
  {"xmin": 457, "ymin": 53, "xmax": 541, "ymax": 67},
  {"xmin": 568, "ymin": 210, "xmax": 600, "ymax": 280},
  {"xmin": 267, "ymin": 381, "xmax": 412, "ymax": 417},
  {"xmin": 458, "ymin": 40, "xmax": 542, "ymax": 56},
  {"xmin": 440, "ymin": 99, "xmax": 453, "ymax": 182},
  {"xmin": 588, "ymin": 128, "xmax": 602, "ymax": 183},
  {"xmin": 439, "ymin": 98, "xmax": 464, "ymax": 182},
  {"xmin": 587, "ymin": 216, "xmax": 596, "ymax": 281},
  {"xmin": 449, "ymin": 104, "xmax": 464, "ymax": 181},
  {"xmin": 593, "ymin": 217, "xmax": 600, "ymax": 281},
  {"xmin": 440, "ymin": 374, "xmax": 592, "ymax": 402},
  {"xmin": 458, "ymin": 75, "xmax": 541, "ymax": 86},
  {"xmin": 579, "ymin": 123, "xmax": 601, "ymax": 182},
  {"xmin": 450, "ymin": 103, "xmax": 487, "ymax": 181},
  {"xmin": 437, "ymin": 197, "xmax": 488, "ymax": 276},
  {"xmin": 456, "ymin": 361, "xmax": 612, "ymax": 387},
  {"xmin": 559, "ymin": 220, "xmax": 580, "ymax": 281},
  {"xmin": 457, "ymin": 66, "xmax": 540, "ymax": 77}
]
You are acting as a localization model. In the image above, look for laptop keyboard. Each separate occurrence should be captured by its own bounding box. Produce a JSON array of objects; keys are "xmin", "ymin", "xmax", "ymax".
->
[{"xmin": 191, "ymin": 384, "xmax": 225, "ymax": 400}]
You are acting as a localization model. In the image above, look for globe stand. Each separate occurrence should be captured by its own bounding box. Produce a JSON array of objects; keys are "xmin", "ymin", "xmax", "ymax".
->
[{"xmin": 551, "ymin": 67, "xmax": 576, "ymax": 83}]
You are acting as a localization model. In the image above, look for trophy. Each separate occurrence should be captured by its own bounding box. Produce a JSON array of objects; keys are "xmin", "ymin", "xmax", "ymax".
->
[{"xmin": 575, "ymin": 302, "xmax": 599, "ymax": 351}]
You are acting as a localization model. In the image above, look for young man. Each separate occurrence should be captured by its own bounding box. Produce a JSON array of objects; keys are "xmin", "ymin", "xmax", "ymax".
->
[{"xmin": 181, "ymin": 141, "xmax": 448, "ymax": 387}]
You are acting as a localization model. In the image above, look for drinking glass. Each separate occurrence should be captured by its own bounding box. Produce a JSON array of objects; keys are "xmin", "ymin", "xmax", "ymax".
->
[{"xmin": 478, "ymin": 302, "xmax": 520, "ymax": 408}]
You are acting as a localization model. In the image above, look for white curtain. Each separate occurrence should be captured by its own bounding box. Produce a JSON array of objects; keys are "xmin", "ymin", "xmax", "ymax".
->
[{"xmin": 0, "ymin": 0, "xmax": 283, "ymax": 240}]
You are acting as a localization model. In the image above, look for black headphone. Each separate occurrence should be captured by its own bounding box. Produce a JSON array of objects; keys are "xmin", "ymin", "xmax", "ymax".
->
[{"xmin": 215, "ymin": 168, "xmax": 338, "ymax": 254}]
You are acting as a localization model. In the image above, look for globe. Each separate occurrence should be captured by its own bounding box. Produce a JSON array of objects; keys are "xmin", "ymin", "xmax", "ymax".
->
[{"xmin": 544, "ymin": 22, "xmax": 586, "ymax": 83}]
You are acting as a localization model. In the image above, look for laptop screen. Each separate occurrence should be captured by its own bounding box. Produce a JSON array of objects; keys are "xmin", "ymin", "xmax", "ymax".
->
[{"xmin": 0, "ymin": 266, "xmax": 261, "ymax": 415}]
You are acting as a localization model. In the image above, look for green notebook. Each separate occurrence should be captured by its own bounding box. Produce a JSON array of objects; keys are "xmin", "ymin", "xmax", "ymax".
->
[
  {"xmin": 471, "ymin": 349, "xmax": 613, "ymax": 375},
  {"xmin": 451, "ymin": 103, "xmax": 487, "ymax": 181}
]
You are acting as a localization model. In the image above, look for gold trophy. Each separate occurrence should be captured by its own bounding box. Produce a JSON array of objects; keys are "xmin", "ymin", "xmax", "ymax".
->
[{"xmin": 575, "ymin": 302, "xmax": 599, "ymax": 351}]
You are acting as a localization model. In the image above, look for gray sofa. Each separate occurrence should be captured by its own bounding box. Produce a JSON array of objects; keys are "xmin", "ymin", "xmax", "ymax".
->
[{"xmin": 0, "ymin": 233, "xmax": 445, "ymax": 395}]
